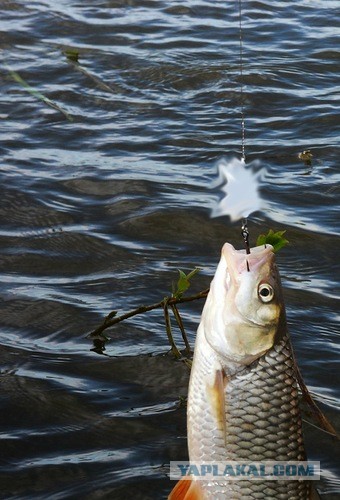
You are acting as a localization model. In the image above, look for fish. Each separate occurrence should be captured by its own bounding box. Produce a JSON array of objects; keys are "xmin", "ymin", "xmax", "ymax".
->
[{"xmin": 169, "ymin": 242, "xmax": 319, "ymax": 499}]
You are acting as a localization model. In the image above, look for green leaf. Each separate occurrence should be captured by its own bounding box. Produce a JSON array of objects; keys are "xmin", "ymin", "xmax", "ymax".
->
[
  {"xmin": 172, "ymin": 268, "xmax": 200, "ymax": 299},
  {"xmin": 185, "ymin": 268, "xmax": 201, "ymax": 281},
  {"xmin": 256, "ymin": 229, "xmax": 289, "ymax": 253},
  {"xmin": 176, "ymin": 270, "xmax": 190, "ymax": 296}
]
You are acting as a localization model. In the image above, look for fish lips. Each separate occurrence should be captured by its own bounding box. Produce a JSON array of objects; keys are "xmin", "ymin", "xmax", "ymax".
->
[{"xmin": 222, "ymin": 242, "xmax": 275, "ymax": 279}]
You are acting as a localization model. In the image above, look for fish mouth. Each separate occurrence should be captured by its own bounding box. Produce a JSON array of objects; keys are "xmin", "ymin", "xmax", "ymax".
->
[{"xmin": 222, "ymin": 242, "xmax": 275, "ymax": 278}]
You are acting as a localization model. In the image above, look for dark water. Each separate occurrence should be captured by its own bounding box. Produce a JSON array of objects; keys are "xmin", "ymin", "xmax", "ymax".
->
[{"xmin": 0, "ymin": 1, "xmax": 339, "ymax": 498}]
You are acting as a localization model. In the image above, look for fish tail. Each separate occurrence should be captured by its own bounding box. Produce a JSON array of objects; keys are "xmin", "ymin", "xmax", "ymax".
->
[{"xmin": 168, "ymin": 477, "xmax": 205, "ymax": 499}]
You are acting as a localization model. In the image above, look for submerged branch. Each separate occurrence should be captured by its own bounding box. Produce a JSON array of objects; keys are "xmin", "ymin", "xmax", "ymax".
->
[
  {"xmin": 289, "ymin": 338, "xmax": 338, "ymax": 438},
  {"xmin": 171, "ymin": 303, "xmax": 192, "ymax": 355},
  {"xmin": 88, "ymin": 286, "xmax": 336, "ymax": 437},
  {"xmin": 163, "ymin": 300, "xmax": 182, "ymax": 359},
  {"xmin": 295, "ymin": 363, "xmax": 338, "ymax": 438},
  {"xmin": 6, "ymin": 65, "xmax": 73, "ymax": 121},
  {"xmin": 87, "ymin": 288, "xmax": 209, "ymax": 339}
]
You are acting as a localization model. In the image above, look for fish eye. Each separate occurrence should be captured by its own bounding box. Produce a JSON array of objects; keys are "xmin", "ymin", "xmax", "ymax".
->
[{"xmin": 258, "ymin": 284, "xmax": 274, "ymax": 303}]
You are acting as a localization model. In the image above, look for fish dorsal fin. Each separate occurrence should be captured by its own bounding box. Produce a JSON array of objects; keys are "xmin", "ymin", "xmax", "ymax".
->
[
  {"xmin": 168, "ymin": 477, "xmax": 204, "ymax": 499},
  {"xmin": 207, "ymin": 368, "xmax": 227, "ymax": 442}
]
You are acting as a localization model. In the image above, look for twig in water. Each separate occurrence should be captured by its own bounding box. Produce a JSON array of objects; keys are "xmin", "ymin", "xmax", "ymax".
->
[
  {"xmin": 170, "ymin": 304, "xmax": 191, "ymax": 355},
  {"xmin": 88, "ymin": 286, "xmax": 337, "ymax": 435},
  {"xmin": 163, "ymin": 299, "xmax": 182, "ymax": 359},
  {"xmin": 87, "ymin": 288, "xmax": 209, "ymax": 340},
  {"xmin": 6, "ymin": 65, "xmax": 73, "ymax": 121},
  {"xmin": 295, "ymin": 362, "xmax": 338, "ymax": 438}
]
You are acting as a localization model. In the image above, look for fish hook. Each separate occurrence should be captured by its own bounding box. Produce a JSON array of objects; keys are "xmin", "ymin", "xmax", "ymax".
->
[
  {"xmin": 241, "ymin": 218, "xmax": 250, "ymax": 253},
  {"xmin": 241, "ymin": 218, "xmax": 250, "ymax": 271}
]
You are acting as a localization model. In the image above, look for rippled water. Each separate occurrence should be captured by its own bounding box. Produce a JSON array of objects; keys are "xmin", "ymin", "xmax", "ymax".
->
[{"xmin": 0, "ymin": 1, "xmax": 339, "ymax": 498}]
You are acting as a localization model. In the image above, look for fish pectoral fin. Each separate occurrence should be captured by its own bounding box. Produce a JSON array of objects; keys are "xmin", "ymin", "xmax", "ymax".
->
[
  {"xmin": 168, "ymin": 477, "xmax": 204, "ymax": 500},
  {"xmin": 207, "ymin": 368, "xmax": 227, "ymax": 443}
]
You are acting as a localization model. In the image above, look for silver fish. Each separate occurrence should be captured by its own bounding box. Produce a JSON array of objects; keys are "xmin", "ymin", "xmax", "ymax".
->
[{"xmin": 170, "ymin": 243, "xmax": 319, "ymax": 499}]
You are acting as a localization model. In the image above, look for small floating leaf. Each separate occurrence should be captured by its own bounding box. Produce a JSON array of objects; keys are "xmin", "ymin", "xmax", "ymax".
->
[
  {"xmin": 63, "ymin": 48, "xmax": 79, "ymax": 63},
  {"xmin": 256, "ymin": 229, "xmax": 289, "ymax": 253},
  {"xmin": 298, "ymin": 149, "xmax": 313, "ymax": 167},
  {"xmin": 298, "ymin": 150, "xmax": 313, "ymax": 161}
]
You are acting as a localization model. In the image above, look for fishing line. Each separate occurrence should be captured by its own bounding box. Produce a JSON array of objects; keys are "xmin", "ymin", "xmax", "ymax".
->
[
  {"xmin": 212, "ymin": 0, "xmax": 263, "ymax": 247},
  {"xmin": 238, "ymin": 1, "xmax": 251, "ymax": 257},
  {"xmin": 238, "ymin": 0, "xmax": 246, "ymax": 162},
  {"xmin": 238, "ymin": 0, "xmax": 252, "ymax": 257}
]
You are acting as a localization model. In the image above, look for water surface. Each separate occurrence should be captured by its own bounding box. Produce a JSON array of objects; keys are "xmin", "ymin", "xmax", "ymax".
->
[{"xmin": 0, "ymin": 1, "xmax": 339, "ymax": 498}]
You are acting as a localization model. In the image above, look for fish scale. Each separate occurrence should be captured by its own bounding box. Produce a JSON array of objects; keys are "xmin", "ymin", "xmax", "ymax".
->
[
  {"xmin": 224, "ymin": 335, "xmax": 305, "ymax": 462},
  {"xmin": 188, "ymin": 330, "xmax": 310, "ymax": 498}
]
